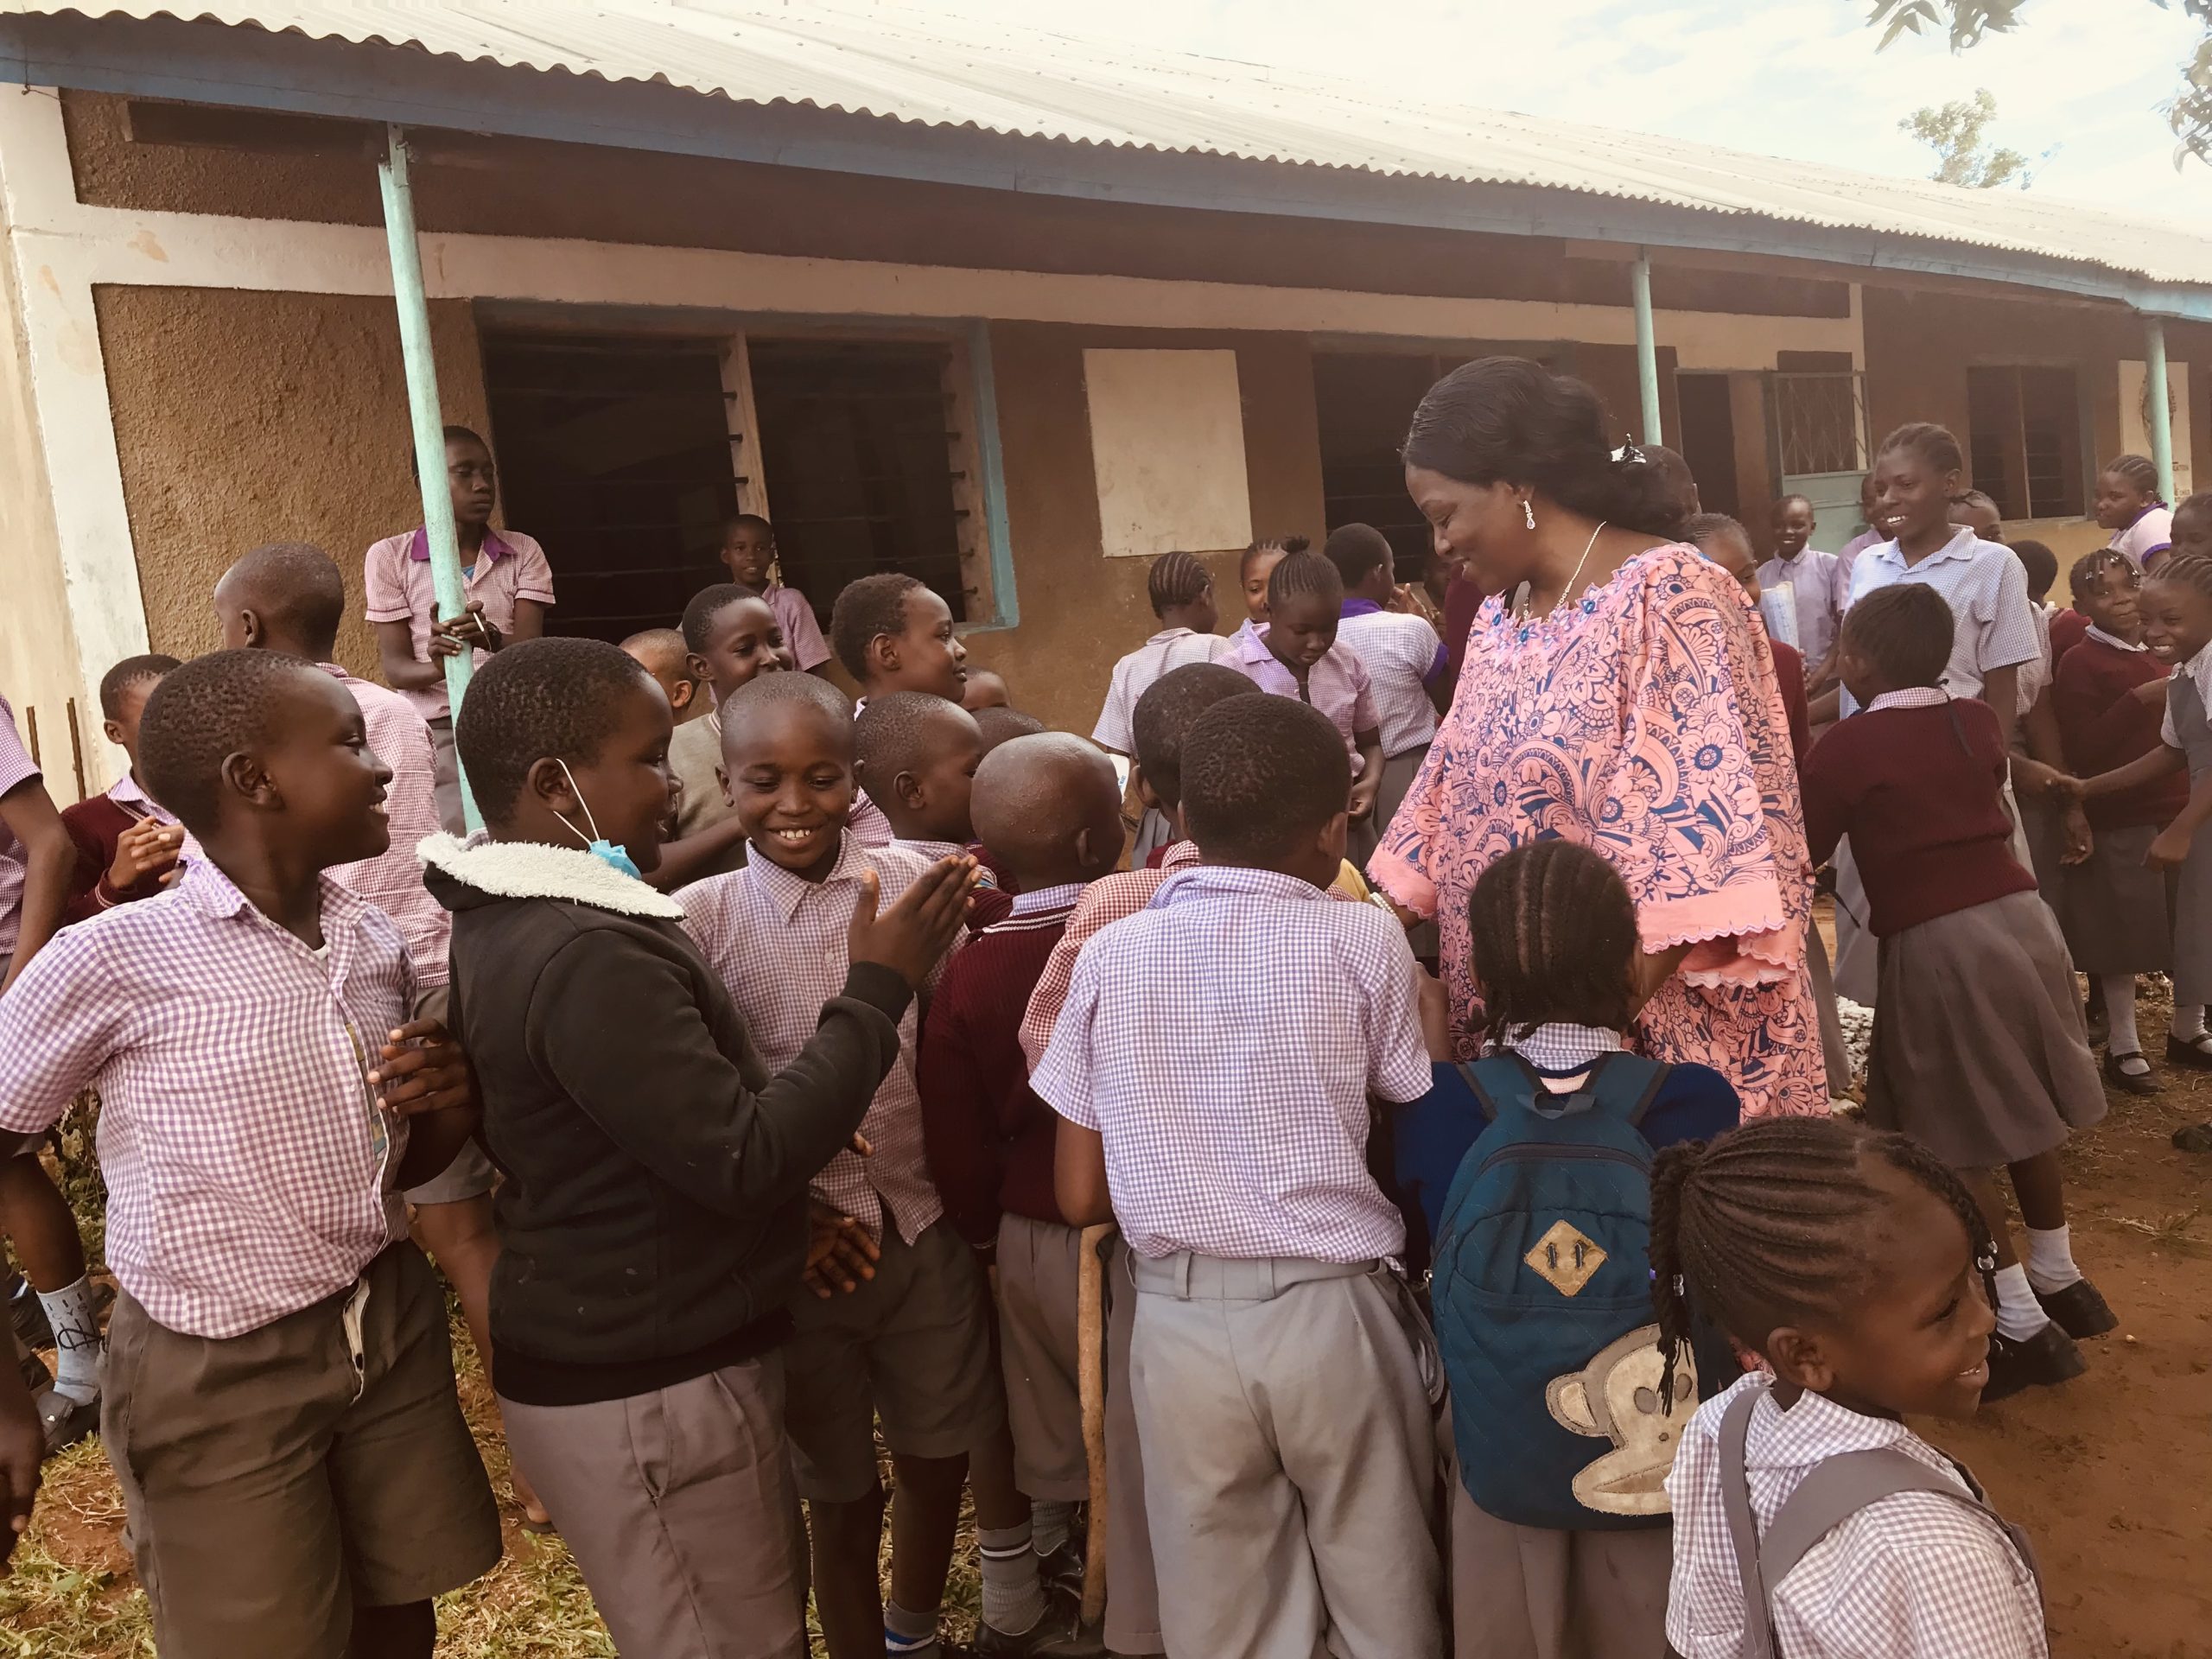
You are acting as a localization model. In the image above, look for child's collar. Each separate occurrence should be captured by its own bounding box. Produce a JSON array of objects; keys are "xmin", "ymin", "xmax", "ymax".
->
[{"xmin": 419, "ymin": 831, "xmax": 684, "ymax": 918}]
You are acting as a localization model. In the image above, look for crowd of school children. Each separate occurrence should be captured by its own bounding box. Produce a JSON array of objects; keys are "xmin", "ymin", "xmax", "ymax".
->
[{"xmin": 0, "ymin": 365, "xmax": 2202, "ymax": 1659}]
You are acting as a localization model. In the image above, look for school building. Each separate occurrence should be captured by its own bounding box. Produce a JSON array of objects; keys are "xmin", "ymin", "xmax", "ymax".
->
[{"xmin": 3, "ymin": 2, "xmax": 2209, "ymax": 793}]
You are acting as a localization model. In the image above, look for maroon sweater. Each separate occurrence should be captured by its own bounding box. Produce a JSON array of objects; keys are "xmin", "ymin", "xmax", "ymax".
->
[
  {"xmin": 60, "ymin": 791, "xmax": 169, "ymax": 925},
  {"xmin": 1802, "ymin": 697, "xmax": 2036, "ymax": 938},
  {"xmin": 2053, "ymin": 636, "xmax": 2188, "ymax": 830},
  {"xmin": 918, "ymin": 893, "xmax": 1081, "ymax": 1247},
  {"xmin": 1772, "ymin": 639, "xmax": 1811, "ymax": 778}
]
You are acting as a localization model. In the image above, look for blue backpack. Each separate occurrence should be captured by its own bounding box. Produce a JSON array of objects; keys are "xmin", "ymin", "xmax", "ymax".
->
[{"xmin": 1431, "ymin": 1052, "xmax": 1698, "ymax": 1531}]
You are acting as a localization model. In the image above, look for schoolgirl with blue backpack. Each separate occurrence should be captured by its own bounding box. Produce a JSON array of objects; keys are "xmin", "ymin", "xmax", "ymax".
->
[{"xmin": 1392, "ymin": 840, "xmax": 1741, "ymax": 1659}]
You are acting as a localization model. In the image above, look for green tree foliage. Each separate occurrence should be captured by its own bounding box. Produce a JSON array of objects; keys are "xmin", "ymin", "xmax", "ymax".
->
[
  {"xmin": 1899, "ymin": 88, "xmax": 2031, "ymax": 188},
  {"xmin": 1868, "ymin": 0, "xmax": 2212, "ymax": 165}
]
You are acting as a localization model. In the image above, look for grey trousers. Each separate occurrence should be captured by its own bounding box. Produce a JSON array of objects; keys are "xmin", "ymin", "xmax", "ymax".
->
[
  {"xmin": 499, "ymin": 1357, "xmax": 808, "ymax": 1659},
  {"xmin": 1448, "ymin": 1479, "xmax": 1670, "ymax": 1659},
  {"xmin": 1129, "ymin": 1254, "xmax": 1444, "ymax": 1659}
]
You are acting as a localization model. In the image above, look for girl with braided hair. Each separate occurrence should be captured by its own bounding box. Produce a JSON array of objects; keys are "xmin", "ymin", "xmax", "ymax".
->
[
  {"xmin": 2095, "ymin": 452, "xmax": 2173, "ymax": 569},
  {"xmin": 2074, "ymin": 551, "xmax": 2212, "ymax": 1146},
  {"xmin": 1093, "ymin": 549, "xmax": 1233, "ymax": 862},
  {"xmin": 1651, "ymin": 1116, "xmax": 2047, "ymax": 1659}
]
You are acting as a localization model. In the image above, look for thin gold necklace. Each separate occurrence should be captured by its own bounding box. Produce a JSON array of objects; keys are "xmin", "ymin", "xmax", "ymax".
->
[{"xmin": 1514, "ymin": 521, "xmax": 1608, "ymax": 621}]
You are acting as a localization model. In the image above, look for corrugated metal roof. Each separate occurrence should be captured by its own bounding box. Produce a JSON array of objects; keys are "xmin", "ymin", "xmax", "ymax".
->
[{"xmin": 27, "ymin": 0, "xmax": 2212, "ymax": 293}]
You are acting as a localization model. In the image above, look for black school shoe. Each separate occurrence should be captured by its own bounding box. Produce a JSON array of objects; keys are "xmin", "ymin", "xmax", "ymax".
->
[
  {"xmin": 1982, "ymin": 1322, "xmax": 2088, "ymax": 1403},
  {"xmin": 1038, "ymin": 1538, "xmax": 1086, "ymax": 1605},
  {"xmin": 7, "ymin": 1276, "xmax": 50, "ymax": 1352},
  {"xmin": 2104, "ymin": 1051, "xmax": 2162, "ymax": 1096},
  {"xmin": 2165, "ymin": 1033, "xmax": 2212, "ymax": 1071},
  {"xmin": 969, "ymin": 1589, "xmax": 1106, "ymax": 1658},
  {"xmin": 2034, "ymin": 1278, "xmax": 2118, "ymax": 1339}
]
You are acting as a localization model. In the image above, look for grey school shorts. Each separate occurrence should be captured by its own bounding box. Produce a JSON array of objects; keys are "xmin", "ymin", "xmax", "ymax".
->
[{"xmin": 781, "ymin": 1218, "xmax": 1001, "ymax": 1502}]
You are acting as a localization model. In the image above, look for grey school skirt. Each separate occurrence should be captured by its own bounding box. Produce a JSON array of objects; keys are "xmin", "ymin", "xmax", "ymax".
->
[
  {"xmin": 2063, "ymin": 823, "xmax": 2177, "ymax": 977},
  {"xmin": 1866, "ymin": 890, "xmax": 2106, "ymax": 1170}
]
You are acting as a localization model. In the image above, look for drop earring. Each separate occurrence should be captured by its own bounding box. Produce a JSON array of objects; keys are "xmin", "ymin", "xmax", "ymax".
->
[{"xmin": 1522, "ymin": 499, "xmax": 1537, "ymax": 531}]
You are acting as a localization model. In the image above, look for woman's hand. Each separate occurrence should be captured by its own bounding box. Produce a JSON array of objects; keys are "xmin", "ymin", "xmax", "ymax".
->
[
  {"xmin": 1416, "ymin": 967, "xmax": 1455, "ymax": 1060},
  {"xmin": 2147, "ymin": 825, "xmax": 2195, "ymax": 872}
]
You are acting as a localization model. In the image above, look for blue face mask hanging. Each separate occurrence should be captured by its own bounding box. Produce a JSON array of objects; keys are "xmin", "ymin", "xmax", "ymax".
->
[{"xmin": 553, "ymin": 761, "xmax": 644, "ymax": 881}]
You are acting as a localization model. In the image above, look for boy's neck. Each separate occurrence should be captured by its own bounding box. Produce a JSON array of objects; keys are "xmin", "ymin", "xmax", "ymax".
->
[
  {"xmin": 1158, "ymin": 606, "xmax": 1209, "ymax": 633},
  {"xmin": 456, "ymin": 521, "xmax": 488, "ymax": 557},
  {"xmin": 756, "ymin": 829, "xmax": 845, "ymax": 884},
  {"xmin": 1005, "ymin": 860, "xmax": 1095, "ymax": 893},
  {"xmin": 260, "ymin": 632, "xmax": 336, "ymax": 666},
  {"xmin": 200, "ymin": 833, "xmax": 327, "ymax": 947},
  {"xmin": 890, "ymin": 818, "xmax": 969, "ymax": 848}
]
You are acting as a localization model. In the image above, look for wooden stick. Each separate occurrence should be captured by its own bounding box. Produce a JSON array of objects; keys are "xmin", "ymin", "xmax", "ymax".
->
[{"xmin": 1077, "ymin": 1221, "xmax": 1114, "ymax": 1627}]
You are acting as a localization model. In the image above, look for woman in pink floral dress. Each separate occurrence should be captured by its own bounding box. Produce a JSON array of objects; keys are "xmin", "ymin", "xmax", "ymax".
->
[{"xmin": 1372, "ymin": 358, "xmax": 1824, "ymax": 1117}]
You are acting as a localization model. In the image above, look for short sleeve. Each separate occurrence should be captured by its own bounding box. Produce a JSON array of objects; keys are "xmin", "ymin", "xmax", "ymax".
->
[
  {"xmin": 676, "ymin": 874, "xmax": 736, "ymax": 963},
  {"xmin": 509, "ymin": 533, "xmax": 557, "ymax": 606},
  {"xmin": 0, "ymin": 930, "xmax": 126, "ymax": 1133},
  {"xmin": 1358, "ymin": 916, "xmax": 1433, "ymax": 1103},
  {"xmin": 1091, "ymin": 658, "xmax": 1136, "ymax": 753},
  {"xmin": 1349, "ymin": 656, "xmax": 1381, "ymax": 741},
  {"xmin": 361, "ymin": 537, "xmax": 416, "ymax": 624},
  {"xmin": 0, "ymin": 697, "xmax": 38, "ymax": 798},
  {"xmin": 1030, "ymin": 949, "xmax": 1103, "ymax": 1129},
  {"xmin": 1975, "ymin": 553, "xmax": 2040, "ymax": 675},
  {"xmin": 772, "ymin": 588, "xmax": 832, "ymax": 673}
]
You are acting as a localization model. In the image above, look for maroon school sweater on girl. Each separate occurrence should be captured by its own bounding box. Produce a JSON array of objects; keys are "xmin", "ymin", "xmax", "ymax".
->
[
  {"xmin": 2053, "ymin": 636, "xmax": 2189, "ymax": 831},
  {"xmin": 1800, "ymin": 696, "xmax": 2036, "ymax": 938},
  {"xmin": 60, "ymin": 792, "xmax": 167, "ymax": 925},
  {"xmin": 1772, "ymin": 639, "xmax": 1811, "ymax": 777},
  {"xmin": 917, "ymin": 890, "xmax": 1083, "ymax": 1247}
]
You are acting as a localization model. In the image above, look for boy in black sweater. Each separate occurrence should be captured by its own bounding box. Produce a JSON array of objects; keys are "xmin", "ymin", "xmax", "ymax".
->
[{"xmin": 423, "ymin": 638, "xmax": 973, "ymax": 1659}]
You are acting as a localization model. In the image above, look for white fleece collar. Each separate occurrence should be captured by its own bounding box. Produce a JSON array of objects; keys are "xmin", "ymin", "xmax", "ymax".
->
[{"xmin": 418, "ymin": 832, "xmax": 686, "ymax": 919}]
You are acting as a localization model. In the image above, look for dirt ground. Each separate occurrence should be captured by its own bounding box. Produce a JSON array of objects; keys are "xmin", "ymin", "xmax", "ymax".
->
[{"xmin": 4, "ymin": 1019, "xmax": 2210, "ymax": 1655}]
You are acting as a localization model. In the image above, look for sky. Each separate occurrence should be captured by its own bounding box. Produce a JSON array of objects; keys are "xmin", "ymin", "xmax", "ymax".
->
[{"xmin": 938, "ymin": 0, "xmax": 2210, "ymax": 216}]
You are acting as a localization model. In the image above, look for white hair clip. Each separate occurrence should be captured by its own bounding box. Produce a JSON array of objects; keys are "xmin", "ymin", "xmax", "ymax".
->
[{"xmin": 1611, "ymin": 441, "xmax": 1649, "ymax": 466}]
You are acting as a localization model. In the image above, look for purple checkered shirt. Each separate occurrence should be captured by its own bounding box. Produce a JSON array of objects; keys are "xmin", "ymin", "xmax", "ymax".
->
[
  {"xmin": 679, "ymin": 835, "xmax": 947, "ymax": 1243},
  {"xmin": 0, "ymin": 858, "xmax": 415, "ymax": 1338},
  {"xmin": 1667, "ymin": 1375, "xmax": 2046, "ymax": 1657},
  {"xmin": 1336, "ymin": 602, "xmax": 1443, "ymax": 758},
  {"xmin": 321, "ymin": 664, "xmax": 451, "ymax": 987},
  {"xmin": 0, "ymin": 694, "xmax": 42, "ymax": 960},
  {"xmin": 1226, "ymin": 628, "xmax": 1379, "ymax": 758},
  {"xmin": 1032, "ymin": 864, "xmax": 1430, "ymax": 1262}
]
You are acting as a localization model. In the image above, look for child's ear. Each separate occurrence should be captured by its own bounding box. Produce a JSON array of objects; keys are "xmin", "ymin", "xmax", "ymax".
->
[
  {"xmin": 685, "ymin": 652, "xmax": 712, "ymax": 693},
  {"xmin": 1132, "ymin": 766, "xmax": 1162, "ymax": 812},
  {"xmin": 670, "ymin": 679, "xmax": 696, "ymax": 713},
  {"xmin": 103, "ymin": 718, "xmax": 126, "ymax": 748},
  {"xmin": 714, "ymin": 762, "xmax": 732, "ymax": 810},
  {"xmin": 219, "ymin": 747, "xmax": 280, "ymax": 810},
  {"xmin": 1764, "ymin": 1325, "xmax": 1834, "ymax": 1395},
  {"xmin": 867, "ymin": 632, "xmax": 900, "ymax": 680},
  {"xmin": 893, "ymin": 766, "xmax": 926, "ymax": 810},
  {"xmin": 1318, "ymin": 808, "xmax": 1350, "ymax": 864},
  {"xmin": 524, "ymin": 756, "xmax": 580, "ymax": 817}
]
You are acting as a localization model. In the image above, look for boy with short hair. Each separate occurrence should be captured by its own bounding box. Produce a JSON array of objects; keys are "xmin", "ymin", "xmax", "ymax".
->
[
  {"xmin": 1323, "ymin": 521, "xmax": 1448, "ymax": 842},
  {"xmin": 1019, "ymin": 663, "xmax": 1258, "ymax": 1069},
  {"xmin": 830, "ymin": 571, "xmax": 970, "ymax": 703},
  {"xmin": 661, "ymin": 583, "xmax": 793, "ymax": 887},
  {"xmin": 61, "ymin": 654, "xmax": 186, "ymax": 924},
  {"xmin": 0, "ymin": 687, "xmax": 104, "ymax": 1452},
  {"xmin": 0, "ymin": 649, "xmax": 499, "ymax": 1656},
  {"xmin": 854, "ymin": 692, "xmax": 1014, "ymax": 928},
  {"xmin": 1755, "ymin": 493, "xmax": 1840, "ymax": 669},
  {"xmin": 976, "ymin": 706, "xmax": 1046, "ymax": 753},
  {"xmin": 963, "ymin": 668, "xmax": 1013, "ymax": 713},
  {"xmin": 214, "ymin": 540, "xmax": 548, "ymax": 1521},
  {"xmin": 720, "ymin": 512, "xmax": 833, "ymax": 674},
  {"xmin": 1036, "ymin": 693, "xmax": 1444, "ymax": 1659},
  {"xmin": 620, "ymin": 626, "xmax": 708, "ymax": 724},
  {"xmin": 423, "ymin": 637, "xmax": 969, "ymax": 1658},
  {"xmin": 365, "ymin": 425, "xmax": 555, "ymax": 832},
  {"xmin": 917, "ymin": 734, "xmax": 1141, "ymax": 1648},
  {"xmin": 681, "ymin": 675, "xmax": 1084, "ymax": 1659}
]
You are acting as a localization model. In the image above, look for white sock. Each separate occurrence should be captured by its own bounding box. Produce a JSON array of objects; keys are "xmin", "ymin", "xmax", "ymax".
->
[
  {"xmin": 978, "ymin": 1521, "xmax": 1046, "ymax": 1636},
  {"xmin": 39, "ymin": 1276, "xmax": 102, "ymax": 1403},
  {"xmin": 1031, "ymin": 1498, "xmax": 1075, "ymax": 1560},
  {"xmin": 2101, "ymin": 975, "xmax": 2145, "ymax": 1068},
  {"xmin": 2175, "ymin": 1004, "xmax": 2209, "ymax": 1044},
  {"xmin": 1992, "ymin": 1262, "xmax": 2050, "ymax": 1340},
  {"xmin": 2024, "ymin": 1225, "xmax": 2083, "ymax": 1294}
]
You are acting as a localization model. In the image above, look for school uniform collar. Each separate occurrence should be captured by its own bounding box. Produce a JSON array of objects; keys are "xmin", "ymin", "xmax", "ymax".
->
[
  {"xmin": 1230, "ymin": 626, "xmax": 1274, "ymax": 664},
  {"xmin": 1153, "ymin": 864, "xmax": 1328, "ymax": 908},
  {"xmin": 106, "ymin": 769, "xmax": 173, "ymax": 821},
  {"xmin": 1156, "ymin": 838, "xmax": 1204, "ymax": 873},
  {"xmin": 1502, "ymin": 1021, "xmax": 1623, "ymax": 1076},
  {"xmin": 1008, "ymin": 880, "xmax": 1086, "ymax": 918},
  {"xmin": 1866, "ymin": 686, "xmax": 1951, "ymax": 713},
  {"xmin": 1340, "ymin": 597, "xmax": 1386, "ymax": 618},
  {"xmin": 1866, "ymin": 526, "xmax": 1979, "ymax": 571},
  {"xmin": 176, "ymin": 854, "xmax": 376, "ymax": 938},
  {"xmin": 1769, "ymin": 547, "xmax": 1819, "ymax": 569},
  {"xmin": 745, "ymin": 831, "xmax": 874, "ymax": 923},
  {"xmin": 893, "ymin": 836, "xmax": 968, "ymax": 863},
  {"xmin": 1717, "ymin": 1376, "xmax": 1926, "ymax": 1474},
  {"xmin": 416, "ymin": 830, "xmax": 686, "ymax": 918},
  {"xmin": 406, "ymin": 527, "xmax": 512, "ymax": 565},
  {"xmin": 1145, "ymin": 625, "xmax": 1207, "ymax": 645},
  {"xmin": 2085, "ymin": 625, "xmax": 2148, "ymax": 653}
]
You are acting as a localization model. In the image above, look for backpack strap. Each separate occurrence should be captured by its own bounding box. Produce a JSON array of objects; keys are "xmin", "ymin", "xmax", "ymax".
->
[
  {"xmin": 1586, "ymin": 1052, "xmax": 1672, "ymax": 1127},
  {"xmin": 1453, "ymin": 1054, "xmax": 1536, "ymax": 1123},
  {"xmin": 1717, "ymin": 1388, "xmax": 2041, "ymax": 1657}
]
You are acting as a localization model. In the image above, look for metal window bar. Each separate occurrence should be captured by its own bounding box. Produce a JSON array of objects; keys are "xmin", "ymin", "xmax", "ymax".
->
[{"xmin": 1765, "ymin": 371, "xmax": 1870, "ymax": 480}]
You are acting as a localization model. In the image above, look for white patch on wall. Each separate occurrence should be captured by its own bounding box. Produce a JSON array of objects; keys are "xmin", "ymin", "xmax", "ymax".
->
[
  {"xmin": 2120, "ymin": 359, "xmax": 2195, "ymax": 498},
  {"xmin": 1083, "ymin": 348, "xmax": 1253, "ymax": 558}
]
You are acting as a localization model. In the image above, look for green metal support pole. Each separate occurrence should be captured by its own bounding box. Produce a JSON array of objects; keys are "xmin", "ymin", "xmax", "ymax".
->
[
  {"xmin": 2145, "ymin": 314, "xmax": 2176, "ymax": 508},
  {"xmin": 377, "ymin": 124, "xmax": 480, "ymax": 834},
  {"xmin": 1631, "ymin": 249, "xmax": 1662, "ymax": 448}
]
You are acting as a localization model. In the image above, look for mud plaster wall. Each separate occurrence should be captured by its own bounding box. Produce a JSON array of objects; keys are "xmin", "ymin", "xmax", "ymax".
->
[
  {"xmin": 959, "ymin": 324, "xmax": 1326, "ymax": 734},
  {"xmin": 61, "ymin": 92, "xmax": 1848, "ymax": 321},
  {"xmin": 94, "ymin": 287, "xmax": 493, "ymax": 677}
]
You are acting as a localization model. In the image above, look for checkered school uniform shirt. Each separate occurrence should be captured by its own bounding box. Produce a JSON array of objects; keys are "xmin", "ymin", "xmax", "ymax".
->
[
  {"xmin": 1842, "ymin": 531, "xmax": 2039, "ymax": 715},
  {"xmin": 0, "ymin": 859, "xmax": 415, "ymax": 1338},
  {"xmin": 679, "ymin": 836, "xmax": 945, "ymax": 1243},
  {"xmin": 1091, "ymin": 628, "xmax": 1235, "ymax": 753},
  {"xmin": 1336, "ymin": 602, "xmax": 1444, "ymax": 758},
  {"xmin": 321, "ymin": 664, "xmax": 451, "ymax": 987},
  {"xmin": 1226, "ymin": 627, "xmax": 1379, "ymax": 758},
  {"xmin": 1018, "ymin": 838, "xmax": 1204, "ymax": 1069},
  {"xmin": 0, "ymin": 693, "xmax": 41, "ymax": 960},
  {"xmin": 1666, "ymin": 1375, "xmax": 2047, "ymax": 1659},
  {"xmin": 2163, "ymin": 639, "xmax": 2212, "ymax": 752},
  {"xmin": 1032, "ymin": 864, "xmax": 1431, "ymax": 1262}
]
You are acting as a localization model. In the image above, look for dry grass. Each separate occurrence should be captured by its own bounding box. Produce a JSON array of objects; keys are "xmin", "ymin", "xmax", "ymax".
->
[{"xmin": 3, "ymin": 1113, "xmax": 982, "ymax": 1656}]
